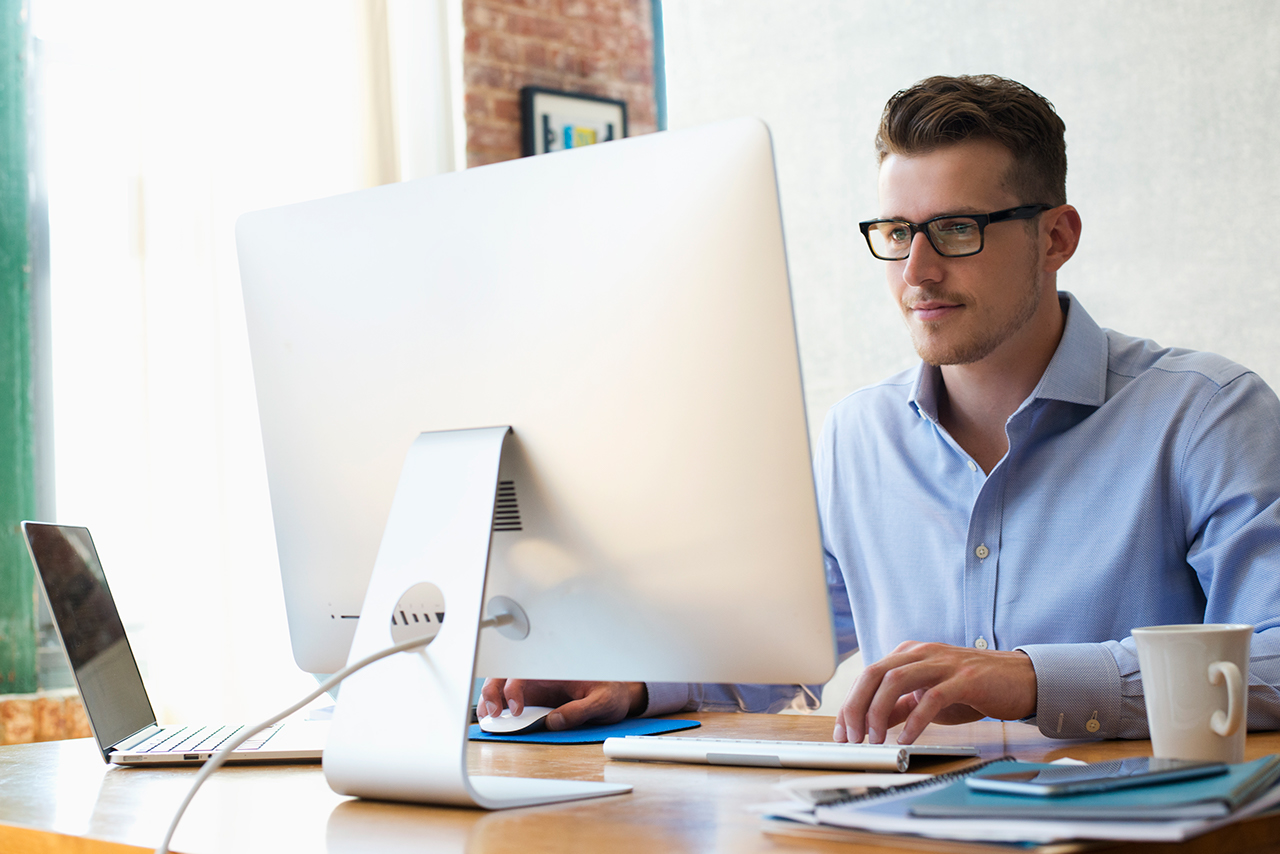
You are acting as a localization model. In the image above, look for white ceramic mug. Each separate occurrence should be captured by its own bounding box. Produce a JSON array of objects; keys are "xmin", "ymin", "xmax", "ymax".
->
[{"xmin": 1132, "ymin": 623, "xmax": 1252, "ymax": 763}]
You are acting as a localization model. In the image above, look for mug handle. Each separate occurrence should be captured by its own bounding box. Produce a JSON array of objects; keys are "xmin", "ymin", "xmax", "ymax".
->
[{"xmin": 1208, "ymin": 661, "xmax": 1244, "ymax": 737}]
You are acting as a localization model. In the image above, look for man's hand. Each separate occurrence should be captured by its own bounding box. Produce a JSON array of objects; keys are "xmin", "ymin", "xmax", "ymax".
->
[
  {"xmin": 479, "ymin": 679, "xmax": 647, "ymax": 731},
  {"xmin": 834, "ymin": 641, "xmax": 1037, "ymax": 745}
]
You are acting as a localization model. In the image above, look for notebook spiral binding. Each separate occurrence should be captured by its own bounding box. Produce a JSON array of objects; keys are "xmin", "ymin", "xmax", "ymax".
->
[{"xmin": 812, "ymin": 756, "xmax": 1017, "ymax": 807}]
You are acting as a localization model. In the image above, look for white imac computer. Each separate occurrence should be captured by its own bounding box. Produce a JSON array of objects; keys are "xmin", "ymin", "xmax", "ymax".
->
[{"xmin": 236, "ymin": 117, "xmax": 836, "ymax": 809}]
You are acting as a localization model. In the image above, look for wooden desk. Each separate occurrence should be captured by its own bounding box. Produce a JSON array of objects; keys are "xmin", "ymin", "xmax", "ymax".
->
[{"xmin": 3, "ymin": 713, "xmax": 1280, "ymax": 854}]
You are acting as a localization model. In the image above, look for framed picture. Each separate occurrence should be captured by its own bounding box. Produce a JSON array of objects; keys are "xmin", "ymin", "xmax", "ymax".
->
[{"xmin": 521, "ymin": 87, "xmax": 628, "ymax": 156}]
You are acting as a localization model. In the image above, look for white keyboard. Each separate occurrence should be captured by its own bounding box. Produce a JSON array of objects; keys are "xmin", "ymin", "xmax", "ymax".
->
[{"xmin": 602, "ymin": 735, "xmax": 979, "ymax": 771}]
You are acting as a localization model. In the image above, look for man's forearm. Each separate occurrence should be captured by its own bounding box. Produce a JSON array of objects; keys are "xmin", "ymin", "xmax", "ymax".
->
[{"xmin": 641, "ymin": 681, "xmax": 822, "ymax": 717}]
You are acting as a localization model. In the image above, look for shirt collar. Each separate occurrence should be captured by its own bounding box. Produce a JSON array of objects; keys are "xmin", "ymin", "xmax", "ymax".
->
[{"xmin": 909, "ymin": 291, "xmax": 1108, "ymax": 420}]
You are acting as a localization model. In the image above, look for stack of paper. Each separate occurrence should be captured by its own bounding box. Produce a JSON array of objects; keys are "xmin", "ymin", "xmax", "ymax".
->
[{"xmin": 762, "ymin": 755, "xmax": 1280, "ymax": 848}]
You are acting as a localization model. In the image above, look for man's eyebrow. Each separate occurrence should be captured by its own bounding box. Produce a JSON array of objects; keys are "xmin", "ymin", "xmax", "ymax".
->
[
  {"xmin": 877, "ymin": 207, "xmax": 988, "ymax": 222},
  {"xmin": 927, "ymin": 207, "xmax": 988, "ymax": 219}
]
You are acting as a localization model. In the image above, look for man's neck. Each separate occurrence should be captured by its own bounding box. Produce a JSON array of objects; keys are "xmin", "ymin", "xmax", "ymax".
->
[{"xmin": 936, "ymin": 293, "xmax": 1066, "ymax": 474}]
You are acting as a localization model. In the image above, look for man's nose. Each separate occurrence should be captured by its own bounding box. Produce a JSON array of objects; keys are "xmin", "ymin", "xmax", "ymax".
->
[{"xmin": 901, "ymin": 230, "xmax": 944, "ymax": 284}]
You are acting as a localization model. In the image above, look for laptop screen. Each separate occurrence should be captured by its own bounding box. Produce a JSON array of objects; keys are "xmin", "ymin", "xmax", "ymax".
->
[{"xmin": 23, "ymin": 522, "xmax": 156, "ymax": 756}]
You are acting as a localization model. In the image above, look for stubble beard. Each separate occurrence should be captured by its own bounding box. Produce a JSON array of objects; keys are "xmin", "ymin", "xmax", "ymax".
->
[{"xmin": 905, "ymin": 252, "xmax": 1044, "ymax": 367}]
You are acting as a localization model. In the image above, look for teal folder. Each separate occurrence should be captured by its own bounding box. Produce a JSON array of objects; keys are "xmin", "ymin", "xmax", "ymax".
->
[{"xmin": 908, "ymin": 754, "xmax": 1280, "ymax": 821}]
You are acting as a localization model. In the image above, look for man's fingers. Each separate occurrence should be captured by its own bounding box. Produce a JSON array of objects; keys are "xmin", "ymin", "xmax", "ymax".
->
[
  {"xmin": 862, "ymin": 659, "xmax": 942, "ymax": 743},
  {"xmin": 478, "ymin": 678, "xmax": 507, "ymax": 718},
  {"xmin": 477, "ymin": 681, "xmax": 643, "ymax": 731},
  {"xmin": 897, "ymin": 688, "xmax": 947, "ymax": 744},
  {"xmin": 840, "ymin": 668, "xmax": 885, "ymax": 743},
  {"xmin": 500, "ymin": 679, "xmax": 528, "ymax": 717},
  {"xmin": 545, "ymin": 686, "xmax": 629, "ymax": 731},
  {"xmin": 832, "ymin": 683, "xmax": 858, "ymax": 742},
  {"xmin": 888, "ymin": 693, "xmax": 918, "ymax": 730},
  {"xmin": 834, "ymin": 699, "xmax": 864, "ymax": 743},
  {"xmin": 478, "ymin": 678, "xmax": 545, "ymax": 718},
  {"xmin": 840, "ymin": 644, "xmax": 935, "ymax": 743}
]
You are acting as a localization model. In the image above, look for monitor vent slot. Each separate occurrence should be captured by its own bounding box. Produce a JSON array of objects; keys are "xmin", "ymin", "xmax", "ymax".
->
[{"xmin": 492, "ymin": 480, "xmax": 523, "ymax": 532}]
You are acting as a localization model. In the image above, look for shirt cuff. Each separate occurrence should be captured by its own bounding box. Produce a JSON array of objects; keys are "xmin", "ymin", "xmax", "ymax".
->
[
  {"xmin": 641, "ymin": 682, "xmax": 692, "ymax": 717},
  {"xmin": 1016, "ymin": 642, "xmax": 1123, "ymax": 739}
]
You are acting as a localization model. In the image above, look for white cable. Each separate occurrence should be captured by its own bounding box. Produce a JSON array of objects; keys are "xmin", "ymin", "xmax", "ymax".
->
[{"xmin": 153, "ymin": 634, "xmax": 432, "ymax": 854}]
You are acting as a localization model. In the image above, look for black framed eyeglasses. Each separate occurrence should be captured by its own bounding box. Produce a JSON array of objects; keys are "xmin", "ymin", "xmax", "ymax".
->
[{"xmin": 858, "ymin": 204, "xmax": 1053, "ymax": 260}]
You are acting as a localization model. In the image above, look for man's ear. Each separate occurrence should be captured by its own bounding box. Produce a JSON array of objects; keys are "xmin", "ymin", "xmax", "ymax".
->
[{"xmin": 1042, "ymin": 204, "xmax": 1082, "ymax": 273}]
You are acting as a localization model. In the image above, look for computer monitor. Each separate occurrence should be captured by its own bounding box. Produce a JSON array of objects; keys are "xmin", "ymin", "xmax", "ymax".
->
[{"xmin": 236, "ymin": 117, "xmax": 835, "ymax": 808}]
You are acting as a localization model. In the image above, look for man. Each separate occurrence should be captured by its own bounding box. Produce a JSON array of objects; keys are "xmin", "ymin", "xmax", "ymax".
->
[{"xmin": 481, "ymin": 75, "xmax": 1280, "ymax": 743}]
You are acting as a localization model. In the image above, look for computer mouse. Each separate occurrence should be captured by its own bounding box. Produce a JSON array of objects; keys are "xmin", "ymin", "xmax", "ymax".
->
[{"xmin": 478, "ymin": 705, "xmax": 555, "ymax": 735}]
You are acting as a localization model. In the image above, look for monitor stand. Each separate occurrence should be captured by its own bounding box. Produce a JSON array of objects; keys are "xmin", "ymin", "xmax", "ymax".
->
[{"xmin": 322, "ymin": 427, "xmax": 632, "ymax": 807}]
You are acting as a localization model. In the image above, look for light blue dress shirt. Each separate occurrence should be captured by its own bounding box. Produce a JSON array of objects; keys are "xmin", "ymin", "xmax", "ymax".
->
[{"xmin": 646, "ymin": 293, "xmax": 1280, "ymax": 739}]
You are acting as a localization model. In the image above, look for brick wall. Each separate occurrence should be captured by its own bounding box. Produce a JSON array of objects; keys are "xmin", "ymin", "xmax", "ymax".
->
[
  {"xmin": 464, "ymin": 0, "xmax": 658, "ymax": 167},
  {"xmin": 0, "ymin": 689, "xmax": 91, "ymax": 745}
]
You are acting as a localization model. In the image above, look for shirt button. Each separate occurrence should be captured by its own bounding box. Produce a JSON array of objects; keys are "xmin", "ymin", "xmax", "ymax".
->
[
  {"xmin": 974, "ymin": 637, "xmax": 988, "ymax": 649},
  {"xmin": 967, "ymin": 460, "xmax": 978, "ymax": 472},
  {"xmin": 975, "ymin": 544, "xmax": 990, "ymax": 559}
]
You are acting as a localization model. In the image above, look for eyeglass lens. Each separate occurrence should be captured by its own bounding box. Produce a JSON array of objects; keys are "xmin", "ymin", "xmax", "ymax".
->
[{"xmin": 865, "ymin": 217, "xmax": 982, "ymax": 260}]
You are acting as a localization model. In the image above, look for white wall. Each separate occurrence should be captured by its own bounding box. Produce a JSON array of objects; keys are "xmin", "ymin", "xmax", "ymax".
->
[
  {"xmin": 664, "ymin": 0, "xmax": 1280, "ymax": 430},
  {"xmin": 662, "ymin": 0, "xmax": 1280, "ymax": 711}
]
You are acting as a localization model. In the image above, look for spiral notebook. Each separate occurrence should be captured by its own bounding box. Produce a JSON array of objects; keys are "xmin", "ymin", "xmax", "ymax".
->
[{"xmin": 763, "ymin": 754, "xmax": 1280, "ymax": 847}]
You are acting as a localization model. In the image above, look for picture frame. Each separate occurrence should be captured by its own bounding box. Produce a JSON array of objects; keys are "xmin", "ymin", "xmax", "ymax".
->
[{"xmin": 521, "ymin": 87, "xmax": 628, "ymax": 157}]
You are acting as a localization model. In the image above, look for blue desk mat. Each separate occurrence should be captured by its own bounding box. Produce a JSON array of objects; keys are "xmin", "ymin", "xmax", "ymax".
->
[{"xmin": 468, "ymin": 717, "xmax": 700, "ymax": 744}]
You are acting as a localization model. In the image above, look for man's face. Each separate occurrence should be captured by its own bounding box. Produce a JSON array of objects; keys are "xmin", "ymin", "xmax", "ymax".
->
[{"xmin": 877, "ymin": 139, "xmax": 1047, "ymax": 367}]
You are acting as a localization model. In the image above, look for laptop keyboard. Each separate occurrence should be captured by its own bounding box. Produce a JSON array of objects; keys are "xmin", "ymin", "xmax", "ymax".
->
[{"xmin": 131, "ymin": 724, "xmax": 281, "ymax": 754}]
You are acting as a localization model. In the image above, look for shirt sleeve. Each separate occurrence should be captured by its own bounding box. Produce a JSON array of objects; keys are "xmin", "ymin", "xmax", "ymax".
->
[
  {"xmin": 638, "ymin": 681, "xmax": 823, "ymax": 717},
  {"xmin": 1019, "ymin": 371, "xmax": 1280, "ymax": 739},
  {"xmin": 1020, "ymin": 633, "xmax": 1280, "ymax": 740}
]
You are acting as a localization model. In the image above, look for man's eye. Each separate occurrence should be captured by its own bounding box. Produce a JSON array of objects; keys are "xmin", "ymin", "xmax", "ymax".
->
[
  {"xmin": 886, "ymin": 225, "xmax": 911, "ymax": 243},
  {"xmin": 935, "ymin": 219, "xmax": 978, "ymax": 237}
]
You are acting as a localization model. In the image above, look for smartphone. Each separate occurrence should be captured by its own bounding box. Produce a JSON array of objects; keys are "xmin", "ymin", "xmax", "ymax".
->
[{"xmin": 965, "ymin": 757, "xmax": 1228, "ymax": 797}]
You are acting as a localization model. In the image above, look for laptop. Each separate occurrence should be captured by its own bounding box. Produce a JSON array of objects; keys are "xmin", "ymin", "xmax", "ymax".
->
[{"xmin": 22, "ymin": 521, "xmax": 327, "ymax": 765}]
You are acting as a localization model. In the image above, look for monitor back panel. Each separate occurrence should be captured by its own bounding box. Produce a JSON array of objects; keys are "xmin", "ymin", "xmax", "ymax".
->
[{"xmin": 237, "ymin": 119, "xmax": 835, "ymax": 685}]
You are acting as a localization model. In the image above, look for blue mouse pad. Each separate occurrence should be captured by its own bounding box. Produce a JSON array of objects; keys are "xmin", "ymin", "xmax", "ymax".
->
[{"xmin": 468, "ymin": 717, "xmax": 700, "ymax": 744}]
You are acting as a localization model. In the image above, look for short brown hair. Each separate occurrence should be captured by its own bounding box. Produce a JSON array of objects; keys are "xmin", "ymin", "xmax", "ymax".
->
[{"xmin": 875, "ymin": 75, "xmax": 1067, "ymax": 207}]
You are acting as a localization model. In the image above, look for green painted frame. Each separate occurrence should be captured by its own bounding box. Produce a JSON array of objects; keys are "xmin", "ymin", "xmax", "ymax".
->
[{"xmin": 0, "ymin": 0, "xmax": 37, "ymax": 694}]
